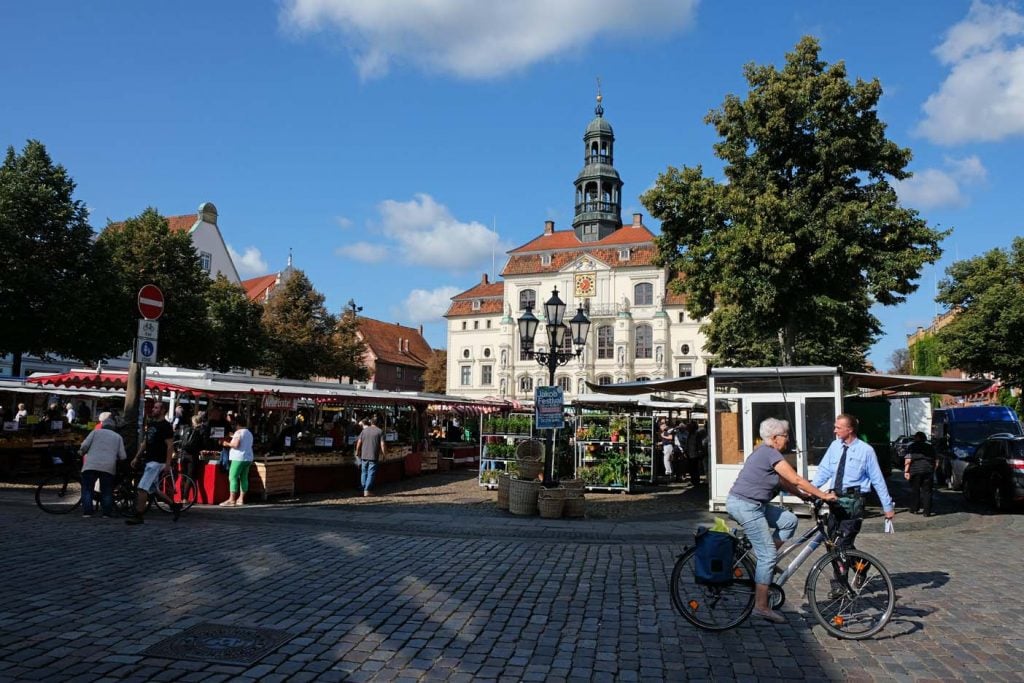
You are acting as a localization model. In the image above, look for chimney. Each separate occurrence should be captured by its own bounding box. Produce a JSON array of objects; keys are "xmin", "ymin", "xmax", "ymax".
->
[
  {"xmin": 544, "ymin": 220, "xmax": 555, "ymax": 235},
  {"xmin": 633, "ymin": 213, "xmax": 642, "ymax": 227},
  {"xmin": 481, "ymin": 273, "xmax": 489, "ymax": 285}
]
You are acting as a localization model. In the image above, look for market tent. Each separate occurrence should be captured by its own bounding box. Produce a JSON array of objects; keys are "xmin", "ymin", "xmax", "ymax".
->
[
  {"xmin": 573, "ymin": 393, "xmax": 697, "ymax": 410},
  {"xmin": 587, "ymin": 367, "xmax": 994, "ymax": 398}
]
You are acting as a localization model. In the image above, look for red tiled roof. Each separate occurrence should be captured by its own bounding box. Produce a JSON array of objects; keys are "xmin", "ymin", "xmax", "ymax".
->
[
  {"xmin": 358, "ymin": 317, "xmax": 432, "ymax": 368},
  {"xmin": 104, "ymin": 213, "xmax": 197, "ymax": 234},
  {"xmin": 508, "ymin": 225, "xmax": 656, "ymax": 254},
  {"xmin": 242, "ymin": 274, "xmax": 278, "ymax": 302},
  {"xmin": 664, "ymin": 273, "xmax": 688, "ymax": 305},
  {"xmin": 502, "ymin": 245, "xmax": 657, "ymax": 276},
  {"xmin": 452, "ymin": 281, "xmax": 505, "ymax": 300},
  {"xmin": 445, "ymin": 300, "xmax": 505, "ymax": 317}
]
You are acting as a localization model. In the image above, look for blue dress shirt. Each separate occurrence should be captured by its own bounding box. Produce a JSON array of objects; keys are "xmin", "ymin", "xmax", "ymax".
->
[{"xmin": 812, "ymin": 437, "xmax": 894, "ymax": 512}]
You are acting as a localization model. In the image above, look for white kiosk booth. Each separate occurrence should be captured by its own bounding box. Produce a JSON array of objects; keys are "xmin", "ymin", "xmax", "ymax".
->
[{"xmin": 587, "ymin": 366, "xmax": 994, "ymax": 512}]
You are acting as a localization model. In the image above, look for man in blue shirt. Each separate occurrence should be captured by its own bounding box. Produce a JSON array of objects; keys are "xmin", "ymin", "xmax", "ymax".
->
[{"xmin": 813, "ymin": 413, "xmax": 895, "ymax": 551}]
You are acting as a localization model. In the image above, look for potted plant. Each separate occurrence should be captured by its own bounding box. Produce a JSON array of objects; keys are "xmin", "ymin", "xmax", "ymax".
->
[
  {"xmin": 578, "ymin": 466, "xmax": 602, "ymax": 485},
  {"xmin": 609, "ymin": 415, "xmax": 628, "ymax": 443}
]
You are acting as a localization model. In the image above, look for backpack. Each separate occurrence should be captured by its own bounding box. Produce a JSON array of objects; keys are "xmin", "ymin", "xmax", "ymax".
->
[{"xmin": 693, "ymin": 526, "xmax": 737, "ymax": 584}]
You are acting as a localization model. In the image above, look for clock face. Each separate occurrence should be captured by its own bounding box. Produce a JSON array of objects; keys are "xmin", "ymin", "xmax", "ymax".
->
[{"xmin": 575, "ymin": 272, "xmax": 596, "ymax": 297}]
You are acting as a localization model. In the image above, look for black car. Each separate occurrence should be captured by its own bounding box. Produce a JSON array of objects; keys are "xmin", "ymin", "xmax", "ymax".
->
[
  {"xmin": 892, "ymin": 435, "xmax": 915, "ymax": 462},
  {"xmin": 962, "ymin": 434, "xmax": 1024, "ymax": 512}
]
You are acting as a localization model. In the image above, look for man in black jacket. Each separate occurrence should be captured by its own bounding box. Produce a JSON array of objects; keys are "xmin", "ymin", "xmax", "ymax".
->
[{"xmin": 904, "ymin": 431, "xmax": 937, "ymax": 516}]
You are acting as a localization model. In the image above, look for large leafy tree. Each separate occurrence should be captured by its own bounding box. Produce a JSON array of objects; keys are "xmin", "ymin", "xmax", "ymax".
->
[
  {"xmin": 261, "ymin": 270, "xmax": 348, "ymax": 380},
  {"xmin": 643, "ymin": 37, "xmax": 946, "ymax": 368},
  {"xmin": 937, "ymin": 238, "xmax": 1024, "ymax": 387},
  {"xmin": 0, "ymin": 140, "xmax": 107, "ymax": 375},
  {"xmin": 96, "ymin": 207, "xmax": 214, "ymax": 365},
  {"xmin": 422, "ymin": 349, "xmax": 447, "ymax": 394},
  {"xmin": 333, "ymin": 309, "xmax": 370, "ymax": 382},
  {"xmin": 204, "ymin": 274, "xmax": 267, "ymax": 373}
]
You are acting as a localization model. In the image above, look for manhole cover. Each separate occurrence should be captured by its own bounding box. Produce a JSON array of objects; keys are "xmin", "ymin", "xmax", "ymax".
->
[{"xmin": 143, "ymin": 622, "xmax": 296, "ymax": 665}]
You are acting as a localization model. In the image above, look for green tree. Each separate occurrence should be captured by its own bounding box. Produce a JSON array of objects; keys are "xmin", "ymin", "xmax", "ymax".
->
[
  {"xmin": 423, "ymin": 349, "xmax": 447, "ymax": 394},
  {"xmin": 261, "ymin": 270, "xmax": 343, "ymax": 380},
  {"xmin": 204, "ymin": 274, "xmax": 267, "ymax": 373},
  {"xmin": 642, "ymin": 37, "xmax": 946, "ymax": 368},
  {"xmin": 888, "ymin": 347, "xmax": 912, "ymax": 375},
  {"xmin": 0, "ymin": 140, "xmax": 106, "ymax": 375},
  {"xmin": 333, "ymin": 308, "xmax": 370, "ymax": 382},
  {"xmin": 937, "ymin": 238, "xmax": 1024, "ymax": 387}
]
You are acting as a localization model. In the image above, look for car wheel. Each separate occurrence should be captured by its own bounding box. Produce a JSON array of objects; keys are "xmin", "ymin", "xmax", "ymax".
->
[
  {"xmin": 948, "ymin": 467, "xmax": 961, "ymax": 491},
  {"xmin": 962, "ymin": 477, "xmax": 977, "ymax": 503},
  {"xmin": 992, "ymin": 478, "xmax": 1008, "ymax": 513}
]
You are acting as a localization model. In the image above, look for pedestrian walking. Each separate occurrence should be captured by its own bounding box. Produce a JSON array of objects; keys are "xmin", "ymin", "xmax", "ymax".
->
[
  {"xmin": 356, "ymin": 416, "xmax": 386, "ymax": 497},
  {"xmin": 904, "ymin": 431, "xmax": 937, "ymax": 516},
  {"xmin": 126, "ymin": 402, "xmax": 181, "ymax": 524}
]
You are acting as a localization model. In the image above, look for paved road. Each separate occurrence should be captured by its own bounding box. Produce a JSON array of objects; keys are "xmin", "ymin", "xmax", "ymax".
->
[{"xmin": 0, "ymin": 484, "xmax": 1021, "ymax": 682}]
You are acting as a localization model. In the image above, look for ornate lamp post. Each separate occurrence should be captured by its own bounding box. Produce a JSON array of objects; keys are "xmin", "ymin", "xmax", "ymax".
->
[{"xmin": 517, "ymin": 287, "xmax": 591, "ymax": 485}]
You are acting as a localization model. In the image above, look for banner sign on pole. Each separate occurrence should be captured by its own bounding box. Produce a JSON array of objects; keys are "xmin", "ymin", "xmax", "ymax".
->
[{"xmin": 534, "ymin": 386, "xmax": 565, "ymax": 430}]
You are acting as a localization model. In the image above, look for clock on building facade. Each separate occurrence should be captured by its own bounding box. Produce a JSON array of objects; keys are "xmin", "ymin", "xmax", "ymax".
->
[{"xmin": 574, "ymin": 272, "xmax": 596, "ymax": 297}]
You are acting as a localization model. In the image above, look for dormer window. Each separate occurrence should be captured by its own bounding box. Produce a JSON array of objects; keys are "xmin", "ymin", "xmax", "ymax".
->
[
  {"xmin": 472, "ymin": 299, "xmax": 481, "ymax": 311},
  {"xmin": 618, "ymin": 248, "xmax": 630, "ymax": 261},
  {"xmin": 199, "ymin": 251, "xmax": 212, "ymax": 273},
  {"xmin": 540, "ymin": 254, "xmax": 552, "ymax": 266}
]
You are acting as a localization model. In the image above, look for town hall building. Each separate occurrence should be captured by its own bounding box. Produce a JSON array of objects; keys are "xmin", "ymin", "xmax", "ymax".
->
[{"xmin": 445, "ymin": 97, "xmax": 709, "ymax": 401}]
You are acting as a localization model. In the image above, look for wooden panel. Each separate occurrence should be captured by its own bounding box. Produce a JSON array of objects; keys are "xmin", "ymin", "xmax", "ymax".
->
[{"xmin": 715, "ymin": 412, "xmax": 744, "ymax": 465}]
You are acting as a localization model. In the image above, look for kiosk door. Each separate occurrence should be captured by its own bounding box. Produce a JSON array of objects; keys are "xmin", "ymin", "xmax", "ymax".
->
[{"xmin": 744, "ymin": 398, "xmax": 805, "ymax": 486}]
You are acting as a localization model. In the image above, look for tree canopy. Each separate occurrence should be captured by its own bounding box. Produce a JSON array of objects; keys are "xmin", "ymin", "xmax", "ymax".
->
[
  {"xmin": 642, "ymin": 36, "xmax": 946, "ymax": 368},
  {"xmin": 937, "ymin": 238, "xmax": 1024, "ymax": 387},
  {"xmin": 203, "ymin": 274, "xmax": 267, "ymax": 373},
  {"xmin": 0, "ymin": 140, "xmax": 102, "ymax": 375},
  {"xmin": 423, "ymin": 349, "xmax": 447, "ymax": 394}
]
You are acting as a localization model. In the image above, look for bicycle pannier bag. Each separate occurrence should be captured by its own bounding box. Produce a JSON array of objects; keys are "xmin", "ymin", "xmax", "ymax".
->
[{"xmin": 693, "ymin": 526, "xmax": 736, "ymax": 584}]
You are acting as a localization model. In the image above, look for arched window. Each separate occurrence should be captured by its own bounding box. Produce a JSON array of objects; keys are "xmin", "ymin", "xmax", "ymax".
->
[
  {"xmin": 636, "ymin": 376, "xmax": 651, "ymax": 382},
  {"xmin": 634, "ymin": 282, "xmax": 653, "ymax": 306},
  {"xmin": 519, "ymin": 289, "xmax": 536, "ymax": 311},
  {"xmin": 597, "ymin": 325, "xmax": 614, "ymax": 359},
  {"xmin": 598, "ymin": 375, "xmax": 613, "ymax": 385},
  {"xmin": 635, "ymin": 324, "xmax": 653, "ymax": 359},
  {"xmin": 519, "ymin": 376, "xmax": 534, "ymax": 393},
  {"xmin": 558, "ymin": 376, "xmax": 571, "ymax": 392}
]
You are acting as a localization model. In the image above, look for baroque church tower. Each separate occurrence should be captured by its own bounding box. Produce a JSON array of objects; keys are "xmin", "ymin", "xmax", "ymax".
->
[{"xmin": 572, "ymin": 93, "xmax": 623, "ymax": 242}]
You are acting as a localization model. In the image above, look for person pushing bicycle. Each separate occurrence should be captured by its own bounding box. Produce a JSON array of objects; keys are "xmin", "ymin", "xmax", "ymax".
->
[{"xmin": 126, "ymin": 402, "xmax": 181, "ymax": 524}]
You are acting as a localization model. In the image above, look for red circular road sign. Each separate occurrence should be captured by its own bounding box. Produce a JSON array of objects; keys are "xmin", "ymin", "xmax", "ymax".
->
[{"xmin": 137, "ymin": 284, "xmax": 165, "ymax": 320}]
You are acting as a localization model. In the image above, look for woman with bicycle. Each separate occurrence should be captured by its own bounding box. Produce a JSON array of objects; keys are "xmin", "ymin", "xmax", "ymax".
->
[
  {"xmin": 726, "ymin": 418, "xmax": 836, "ymax": 623},
  {"xmin": 78, "ymin": 413, "xmax": 127, "ymax": 517}
]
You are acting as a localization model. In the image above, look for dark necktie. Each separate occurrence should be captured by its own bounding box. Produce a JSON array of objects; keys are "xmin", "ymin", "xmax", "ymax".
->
[{"xmin": 834, "ymin": 444, "xmax": 848, "ymax": 493}]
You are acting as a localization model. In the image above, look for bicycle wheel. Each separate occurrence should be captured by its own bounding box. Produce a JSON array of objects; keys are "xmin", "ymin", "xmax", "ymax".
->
[
  {"xmin": 154, "ymin": 472, "xmax": 197, "ymax": 513},
  {"xmin": 670, "ymin": 546, "xmax": 756, "ymax": 631},
  {"xmin": 113, "ymin": 482, "xmax": 138, "ymax": 517},
  {"xmin": 805, "ymin": 549, "xmax": 894, "ymax": 640},
  {"xmin": 35, "ymin": 474, "xmax": 83, "ymax": 514}
]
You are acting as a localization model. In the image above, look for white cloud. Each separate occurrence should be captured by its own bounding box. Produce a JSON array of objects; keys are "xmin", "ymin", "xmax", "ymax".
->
[
  {"xmin": 917, "ymin": 1, "xmax": 1024, "ymax": 144},
  {"xmin": 335, "ymin": 215, "xmax": 353, "ymax": 229},
  {"xmin": 227, "ymin": 245, "xmax": 269, "ymax": 278},
  {"xmin": 280, "ymin": 0, "xmax": 698, "ymax": 80},
  {"xmin": 358, "ymin": 193, "xmax": 511, "ymax": 270},
  {"xmin": 402, "ymin": 286, "xmax": 463, "ymax": 324},
  {"xmin": 337, "ymin": 241, "xmax": 389, "ymax": 262},
  {"xmin": 893, "ymin": 155, "xmax": 987, "ymax": 209}
]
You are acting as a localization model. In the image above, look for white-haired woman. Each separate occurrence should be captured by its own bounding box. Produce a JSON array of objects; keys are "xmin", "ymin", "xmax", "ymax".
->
[{"xmin": 726, "ymin": 417, "xmax": 835, "ymax": 623}]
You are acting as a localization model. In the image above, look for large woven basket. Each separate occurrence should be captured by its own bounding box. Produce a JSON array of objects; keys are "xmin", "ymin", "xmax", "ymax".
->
[
  {"xmin": 560, "ymin": 478, "xmax": 585, "ymax": 490},
  {"xmin": 563, "ymin": 490, "xmax": 586, "ymax": 518},
  {"xmin": 537, "ymin": 489, "xmax": 565, "ymax": 519},
  {"xmin": 515, "ymin": 440, "xmax": 545, "ymax": 481},
  {"xmin": 508, "ymin": 479, "xmax": 542, "ymax": 516},
  {"xmin": 496, "ymin": 473, "xmax": 511, "ymax": 510}
]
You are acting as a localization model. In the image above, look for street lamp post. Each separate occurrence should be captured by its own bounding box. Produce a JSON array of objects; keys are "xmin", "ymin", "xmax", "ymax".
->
[{"xmin": 517, "ymin": 287, "xmax": 591, "ymax": 486}]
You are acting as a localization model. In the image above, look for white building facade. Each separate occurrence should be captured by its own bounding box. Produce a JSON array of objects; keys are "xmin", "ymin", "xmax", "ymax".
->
[{"xmin": 445, "ymin": 99, "xmax": 710, "ymax": 400}]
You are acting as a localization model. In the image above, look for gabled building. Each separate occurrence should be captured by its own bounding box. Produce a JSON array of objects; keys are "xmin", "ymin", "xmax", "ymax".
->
[
  {"xmin": 356, "ymin": 318, "xmax": 433, "ymax": 392},
  {"xmin": 445, "ymin": 97, "xmax": 709, "ymax": 400}
]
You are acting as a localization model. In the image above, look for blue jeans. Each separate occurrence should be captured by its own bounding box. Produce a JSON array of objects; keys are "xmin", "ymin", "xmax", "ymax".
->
[
  {"xmin": 360, "ymin": 460, "xmax": 378, "ymax": 492},
  {"xmin": 81, "ymin": 470, "xmax": 113, "ymax": 516},
  {"xmin": 726, "ymin": 494, "xmax": 798, "ymax": 586}
]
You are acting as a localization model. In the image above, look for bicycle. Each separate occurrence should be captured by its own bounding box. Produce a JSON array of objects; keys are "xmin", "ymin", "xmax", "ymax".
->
[
  {"xmin": 35, "ymin": 449, "xmax": 135, "ymax": 516},
  {"xmin": 670, "ymin": 498, "xmax": 895, "ymax": 639},
  {"xmin": 152, "ymin": 452, "xmax": 198, "ymax": 514}
]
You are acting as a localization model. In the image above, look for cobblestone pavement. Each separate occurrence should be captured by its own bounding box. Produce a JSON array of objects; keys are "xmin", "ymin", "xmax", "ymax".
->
[{"xmin": 0, "ymin": 474, "xmax": 1021, "ymax": 682}]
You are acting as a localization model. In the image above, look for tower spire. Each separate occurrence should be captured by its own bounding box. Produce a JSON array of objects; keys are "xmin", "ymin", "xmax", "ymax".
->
[{"xmin": 572, "ymin": 89, "xmax": 622, "ymax": 241}]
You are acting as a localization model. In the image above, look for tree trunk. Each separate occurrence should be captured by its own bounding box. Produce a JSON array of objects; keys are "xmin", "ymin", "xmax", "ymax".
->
[
  {"xmin": 11, "ymin": 352, "xmax": 22, "ymax": 378},
  {"xmin": 778, "ymin": 325, "xmax": 795, "ymax": 367},
  {"xmin": 123, "ymin": 359, "xmax": 141, "ymax": 454}
]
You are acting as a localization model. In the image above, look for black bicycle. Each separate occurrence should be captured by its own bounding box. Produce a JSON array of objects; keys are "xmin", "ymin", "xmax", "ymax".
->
[
  {"xmin": 35, "ymin": 449, "xmax": 135, "ymax": 516},
  {"xmin": 670, "ymin": 498, "xmax": 895, "ymax": 639}
]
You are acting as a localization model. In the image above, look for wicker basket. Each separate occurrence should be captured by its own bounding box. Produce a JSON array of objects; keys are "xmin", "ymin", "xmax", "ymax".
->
[
  {"xmin": 537, "ymin": 490, "xmax": 565, "ymax": 519},
  {"xmin": 560, "ymin": 478, "xmax": 585, "ymax": 490},
  {"xmin": 563, "ymin": 491, "xmax": 586, "ymax": 518},
  {"xmin": 496, "ymin": 473, "xmax": 511, "ymax": 510},
  {"xmin": 516, "ymin": 459, "xmax": 543, "ymax": 481},
  {"xmin": 508, "ymin": 479, "xmax": 542, "ymax": 516},
  {"xmin": 515, "ymin": 439, "xmax": 545, "ymax": 481}
]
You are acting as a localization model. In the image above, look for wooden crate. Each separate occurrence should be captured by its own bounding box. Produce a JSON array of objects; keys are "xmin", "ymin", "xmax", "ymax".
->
[
  {"xmin": 420, "ymin": 450, "xmax": 439, "ymax": 472},
  {"xmin": 250, "ymin": 454, "xmax": 295, "ymax": 500}
]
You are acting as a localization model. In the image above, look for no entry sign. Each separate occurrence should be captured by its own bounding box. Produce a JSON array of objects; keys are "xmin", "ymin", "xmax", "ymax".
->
[{"xmin": 137, "ymin": 284, "xmax": 165, "ymax": 320}]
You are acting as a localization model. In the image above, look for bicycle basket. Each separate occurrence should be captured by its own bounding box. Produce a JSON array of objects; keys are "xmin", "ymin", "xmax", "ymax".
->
[{"xmin": 693, "ymin": 527, "xmax": 737, "ymax": 584}]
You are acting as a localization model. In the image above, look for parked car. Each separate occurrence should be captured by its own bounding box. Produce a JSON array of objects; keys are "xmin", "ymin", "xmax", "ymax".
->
[
  {"xmin": 962, "ymin": 434, "xmax": 1024, "ymax": 512},
  {"xmin": 932, "ymin": 406, "xmax": 1024, "ymax": 489}
]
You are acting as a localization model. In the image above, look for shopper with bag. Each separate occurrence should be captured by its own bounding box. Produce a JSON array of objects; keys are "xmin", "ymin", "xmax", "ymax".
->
[{"xmin": 726, "ymin": 418, "xmax": 836, "ymax": 624}]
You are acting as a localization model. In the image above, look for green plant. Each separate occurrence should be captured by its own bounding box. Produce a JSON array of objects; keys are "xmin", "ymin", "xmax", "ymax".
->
[
  {"xmin": 609, "ymin": 415, "xmax": 628, "ymax": 435},
  {"xmin": 480, "ymin": 469, "xmax": 501, "ymax": 485},
  {"xmin": 578, "ymin": 466, "xmax": 602, "ymax": 485}
]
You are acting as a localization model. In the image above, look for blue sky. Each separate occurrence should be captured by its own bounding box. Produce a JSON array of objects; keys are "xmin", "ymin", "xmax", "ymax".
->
[{"xmin": 3, "ymin": 1, "xmax": 1023, "ymax": 371}]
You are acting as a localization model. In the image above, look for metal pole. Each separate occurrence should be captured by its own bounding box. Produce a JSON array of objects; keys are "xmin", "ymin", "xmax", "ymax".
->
[
  {"xmin": 545, "ymin": 351, "xmax": 557, "ymax": 486},
  {"xmin": 137, "ymin": 359, "xmax": 146, "ymax": 451}
]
